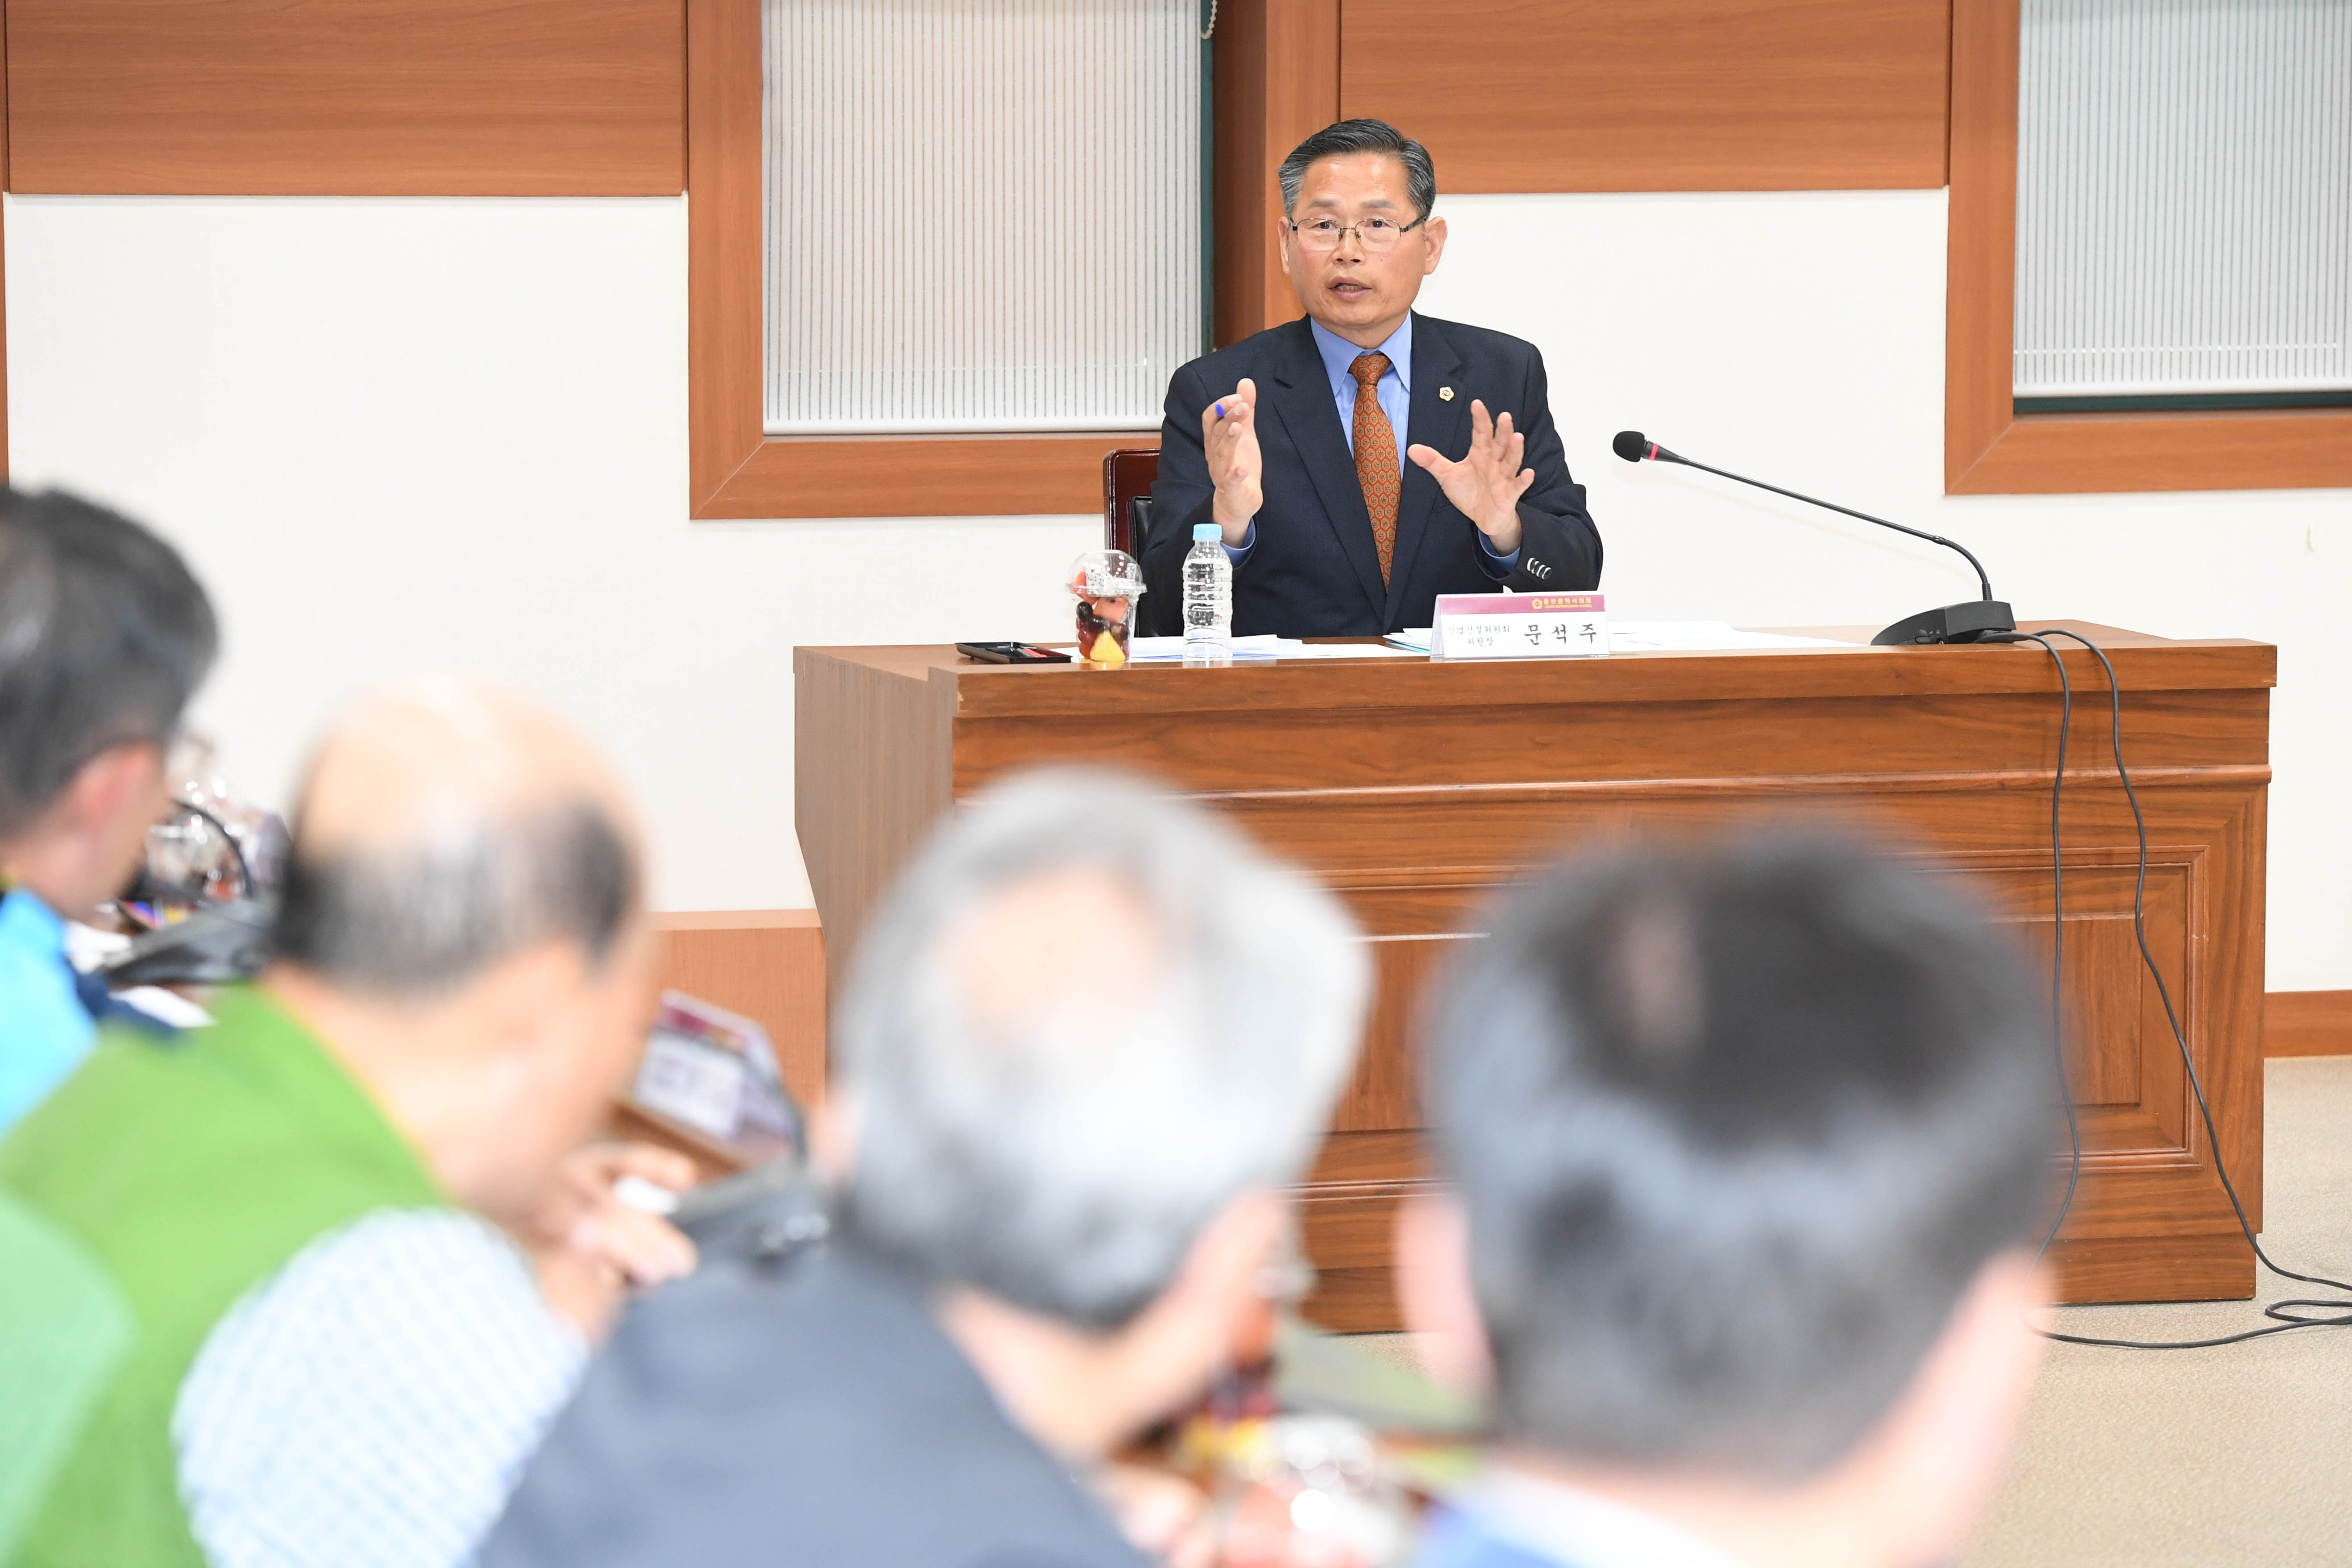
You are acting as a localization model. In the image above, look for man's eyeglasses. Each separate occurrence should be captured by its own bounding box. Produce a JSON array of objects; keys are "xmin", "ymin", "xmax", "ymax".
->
[{"xmin": 1287, "ymin": 213, "xmax": 1428, "ymax": 256}]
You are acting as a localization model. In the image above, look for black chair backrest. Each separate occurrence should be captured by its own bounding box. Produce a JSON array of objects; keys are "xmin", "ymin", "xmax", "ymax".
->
[
  {"xmin": 1128, "ymin": 496, "xmax": 1156, "ymax": 564},
  {"xmin": 1103, "ymin": 448, "xmax": 1159, "ymax": 554}
]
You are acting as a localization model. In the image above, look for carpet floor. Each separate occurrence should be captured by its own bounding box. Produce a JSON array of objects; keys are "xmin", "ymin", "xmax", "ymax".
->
[{"xmin": 1968, "ymin": 1055, "xmax": 2352, "ymax": 1567}]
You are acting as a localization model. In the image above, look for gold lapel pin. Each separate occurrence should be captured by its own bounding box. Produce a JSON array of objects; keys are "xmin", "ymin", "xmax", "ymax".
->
[{"xmin": 1439, "ymin": 386, "xmax": 1455, "ymax": 401}]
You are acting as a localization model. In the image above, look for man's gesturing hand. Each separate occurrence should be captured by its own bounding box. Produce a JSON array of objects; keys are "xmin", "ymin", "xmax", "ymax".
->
[
  {"xmin": 1201, "ymin": 378, "xmax": 1261, "ymax": 546},
  {"xmin": 527, "ymin": 1142, "xmax": 700, "ymax": 1343},
  {"xmin": 1408, "ymin": 399, "xmax": 1535, "ymax": 556}
]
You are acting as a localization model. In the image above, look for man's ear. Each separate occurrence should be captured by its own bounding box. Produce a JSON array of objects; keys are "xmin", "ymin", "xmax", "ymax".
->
[
  {"xmin": 8, "ymin": 742, "xmax": 168, "ymax": 916},
  {"xmin": 809, "ymin": 1090, "xmax": 862, "ymax": 1186},
  {"xmin": 65, "ymin": 743, "xmax": 165, "ymax": 835},
  {"xmin": 1173, "ymin": 1187, "xmax": 1286, "ymax": 1325},
  {"xmin": 475, "ymin": 940, "xmax": 595, "ymax": 1069},
  {"xmin": 1394, "ymin": 1189, "xmax": 1493, "ymax": 1397},
  {"xmin": 1420, "ymin": 214, "xmax": 1448, "ymax": 276},
  {"xmin": 1829, "ymin": 1250, "xmax": 2045, "ymax": 1564}
]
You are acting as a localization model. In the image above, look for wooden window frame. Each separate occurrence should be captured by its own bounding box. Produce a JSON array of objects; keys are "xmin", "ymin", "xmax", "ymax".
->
[
  {"xmin": 1208, "ymin": 0, "xmax": 1336, "ymax": 346},
  {"xmin": 687, "ymin": 0, "xmax": 1161, "ymax": 519},
  {"xmin": 1947, "ymin": 0, "xmax": 2352, "ymax": 494}
]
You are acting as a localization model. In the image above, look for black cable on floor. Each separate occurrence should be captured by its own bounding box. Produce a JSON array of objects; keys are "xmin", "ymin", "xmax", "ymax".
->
[{"xmin": 1993, "ymin": 627, "xmax": 2352, "ymax": 1348}]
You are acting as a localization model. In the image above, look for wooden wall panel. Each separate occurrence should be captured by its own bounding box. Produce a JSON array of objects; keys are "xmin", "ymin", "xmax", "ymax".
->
[
  {"xmin": 2267, "ymin": 991, "xmax": 2352, "ymax": 1058},
  {"xmin": 1210, "ymin": 0, "xmax": 1339, "ymax": 344},
  {"xmin": 5, "ymin": 0, "xmax": 684, "ymax": 195},
  {"xmin": 1340, "ymin": 0, "xmax": 1950, "ymax": 194},
  {"xmin": 1944, "ymin": 0, "xmax": 2019, "ymax": 491},
  {"xmin": 651, "ymin": 911, "xmax": 827, "ymax": 1111}
]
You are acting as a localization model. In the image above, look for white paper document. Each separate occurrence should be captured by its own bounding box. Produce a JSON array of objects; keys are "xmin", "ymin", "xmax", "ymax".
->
[
  {"xmin": 1128, "ymin": 636, "xmax": 1419, "ymax": 661},
  {"xmin": 1267, "ymin": 643, "xmax": 1421, "ymax": 659},
  {"xmin": 1128, "ymin": 635, "xmax": 1291, "ymax": 660},
  {"xmin": 1607, "ymin": 622, "xmax": 1861, "ymax": 652},
  {"xmin": 118, "ymin": 986, "xmax": 214, "ymax": 1030},
  {"xmin": 1386, "ymin": 622, "xmax": 1858, "ymax": 656}
]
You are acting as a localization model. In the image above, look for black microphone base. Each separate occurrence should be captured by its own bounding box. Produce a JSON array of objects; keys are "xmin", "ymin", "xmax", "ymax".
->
[{"xmin": 1871, "ymin": 600, "xmax": 2017, "ymax": 647}]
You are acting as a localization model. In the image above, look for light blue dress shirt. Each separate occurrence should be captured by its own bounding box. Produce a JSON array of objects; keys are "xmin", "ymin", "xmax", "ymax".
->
[
  {"xmin": 0, "ymin": 889, "xmax": 98, "ymax": 1136},
  {"xmin": 1229, "ymin": 316, "xmax": 1519, "ymax": 573},
  {"xmin": 176, "ymin": 1207, "xmax": 587, "ymax": 1568}
]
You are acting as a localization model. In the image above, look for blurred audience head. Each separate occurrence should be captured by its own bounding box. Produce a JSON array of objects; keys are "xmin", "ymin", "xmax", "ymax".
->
[
  {"xmin": 830, "ymin": 767, "xmax": 1369, "ymax": 1454},
  {"xmin": 267, "ymin": 680, "xmax": 653, "ymax": 1225},
  {"xmin": 0, "ymin": 489, "xmax": 217, "ymax": 916},
  {"xmin": 1403, "ymin": 833, "xmax": 2055, "ymax": 1568}
]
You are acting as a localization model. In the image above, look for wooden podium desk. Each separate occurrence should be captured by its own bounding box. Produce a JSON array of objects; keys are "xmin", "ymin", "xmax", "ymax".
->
[{"xmin": 795, "ymin": 626, "xmax": 2273, "ymax": 1330}]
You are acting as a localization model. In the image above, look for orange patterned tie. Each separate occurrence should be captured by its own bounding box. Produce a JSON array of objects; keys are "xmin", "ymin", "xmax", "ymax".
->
[{"xmin": 1350, "ymin": 353, "xmax": 1400, "ymax": 587}]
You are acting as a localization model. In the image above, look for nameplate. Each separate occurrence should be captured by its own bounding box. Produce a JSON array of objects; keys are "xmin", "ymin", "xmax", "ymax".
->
[{"xmin": 1431, "ymin": 593, "xmax": 1608, "ymax": 661}]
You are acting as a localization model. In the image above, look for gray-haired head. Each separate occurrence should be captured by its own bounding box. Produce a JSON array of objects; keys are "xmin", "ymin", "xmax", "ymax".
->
[
  {"xmin": 270, "ymin": 682, "xmax": 642, "ymax": 999},
  {"xmin": 1431, "ymin": 832, "xmax": 2054, "ymax": 1480},
  {"xmin": 0, "ymin": 489, "xmax": 217, "ymax": 840},
  {"xmin": 835, "ymin": 767, "xmax": 1369, "ymax": 1330},
  {"xmin": 1279, "ymin": 119, "xmax": 1437, "ymax": 222}
]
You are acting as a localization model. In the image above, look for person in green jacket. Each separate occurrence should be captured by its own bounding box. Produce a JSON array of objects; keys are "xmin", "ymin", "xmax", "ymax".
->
[
  {"xmin": 0, "ymin": 1192, "xmax": 132, "ymax": 1563},
  {"xmin": 0, "ymin": 681, "xmax": 697, "ymax": 1568}
]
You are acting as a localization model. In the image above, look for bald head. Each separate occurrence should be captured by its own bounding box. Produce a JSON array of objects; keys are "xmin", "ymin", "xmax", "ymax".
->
[{"xmin": 273, "ymin": 683, "xmax": 643, "ymax": 1000}]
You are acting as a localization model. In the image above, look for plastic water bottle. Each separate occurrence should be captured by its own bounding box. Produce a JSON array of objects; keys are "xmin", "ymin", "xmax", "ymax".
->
[{"xmin": 1183, "ymin": 521, "xmax": 1233, "ymax": 660}]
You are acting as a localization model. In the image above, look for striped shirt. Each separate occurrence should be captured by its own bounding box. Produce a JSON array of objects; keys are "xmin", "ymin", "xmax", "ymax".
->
[{"xmin": 173, "ymin": 1207, "xmax": 586, "ymax": 1568}]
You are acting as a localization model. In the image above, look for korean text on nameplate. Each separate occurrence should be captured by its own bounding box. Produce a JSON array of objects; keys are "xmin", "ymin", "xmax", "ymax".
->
[{"xmin": 1431, "ymin": 592, "xmax": 1609, "ymax": 661}]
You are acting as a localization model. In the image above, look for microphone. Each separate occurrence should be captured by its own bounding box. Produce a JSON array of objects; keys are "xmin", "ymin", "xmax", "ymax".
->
[
  {"xmin": 1612, "ymin": 431, "xmax": 2015, "ymax": 647},
  {"xmin": 1612, "ymin": 430, "xmax": 1684, "ymax": 465}
]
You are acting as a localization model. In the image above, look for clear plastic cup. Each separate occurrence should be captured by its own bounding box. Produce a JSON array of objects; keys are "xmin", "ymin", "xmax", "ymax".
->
[{"xmin": 1069, "ymin": 549, "xmax": 1148, "ymax": 666}]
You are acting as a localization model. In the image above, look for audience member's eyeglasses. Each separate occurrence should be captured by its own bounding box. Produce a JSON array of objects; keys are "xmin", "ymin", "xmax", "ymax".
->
[{"xmin": 1287, "ymin": 214, "xmax": 1428, "ymax": 255}]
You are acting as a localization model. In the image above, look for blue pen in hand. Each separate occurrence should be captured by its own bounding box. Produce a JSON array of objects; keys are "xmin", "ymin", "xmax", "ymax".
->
[{"xmin": 1215, "ymin": 402, "xmax": 1226, "ymax": 419}]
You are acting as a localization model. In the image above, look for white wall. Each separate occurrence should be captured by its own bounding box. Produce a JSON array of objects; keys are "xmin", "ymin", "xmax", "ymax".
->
[
  {"xmin": 4, "ymin": 195, "xmax": 1097, "ymax": 914},
  {"xmin": 9, "ymin": 189, "xmax": 2348, "ymax": 986}
]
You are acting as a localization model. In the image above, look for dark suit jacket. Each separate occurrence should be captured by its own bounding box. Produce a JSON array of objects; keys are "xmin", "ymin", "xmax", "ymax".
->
[
  {"xmin": 479, "ymin": 1243, "xmax": 1149, "ymax": 1568},
  {"xmin": 1142, "ymin": 314, "xmax": 1602, "ymax": 637}
]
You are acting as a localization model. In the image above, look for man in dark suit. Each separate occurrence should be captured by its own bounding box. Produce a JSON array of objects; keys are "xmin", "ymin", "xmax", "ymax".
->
[
  {"xmin": 1144, "ymin": 119, "xmax": 1601, "ymax": 637},
  {"xmin": 1396, "ymin": 835, "xmax": 2055, "ymax": 1568},
  {"xmin": 481, "ymin": 770, "xmax": 1369, "ymax": 1568}
]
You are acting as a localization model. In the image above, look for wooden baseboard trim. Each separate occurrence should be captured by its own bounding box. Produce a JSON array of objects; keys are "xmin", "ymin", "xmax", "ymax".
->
[
  {"xmin": 2042, "ymin": 1232, "xmax": 2252, "ymax": 1304},
  {"xmin": 2266, "ymin": 990, "xmax": 2352, "ymax": 1058},
  {"xmin": 650, "ymin": 910, "xmax": 826, "ymax": 1108}
]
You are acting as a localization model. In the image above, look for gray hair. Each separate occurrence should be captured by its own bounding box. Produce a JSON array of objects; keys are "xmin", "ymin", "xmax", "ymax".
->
[
  {"xmin": 836, "ymin": 768, "xmax": 1369, "ymax": 1329},
  {"xmin": 271, "ymin": 800, "xmax": 639, "ymax": 998},
  {"xmin": 1279, "ymin": 119, "xmax": 1437, "ymax": 222},
  {"xmin": 0, "ymin": 489, "xmax": 217, "ymax": 838},
  {"xmin": 1432, "ymin": 834, "xmax": 2055, "ymax": 1479}
]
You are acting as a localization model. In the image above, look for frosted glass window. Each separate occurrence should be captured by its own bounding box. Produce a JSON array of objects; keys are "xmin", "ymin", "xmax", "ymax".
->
[
  {"xmin": 2015, "ymin": 0, "xmax": 2352, "ymax": 398},
  {"xmin": 763, "ymin": 0, "xmax": 1204, "ymax": 434}
]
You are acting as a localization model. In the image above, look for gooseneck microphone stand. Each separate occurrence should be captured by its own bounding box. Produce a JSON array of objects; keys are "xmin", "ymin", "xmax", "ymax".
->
[{"xmin": 1612, "ymin": 431, "xmax": 2016, "ymax": 646}]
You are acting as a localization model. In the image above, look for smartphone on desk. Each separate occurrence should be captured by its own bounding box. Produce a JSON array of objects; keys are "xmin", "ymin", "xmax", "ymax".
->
[{"xmin": 955, "ymin": 642, "xmax": 1072, "ymax": 664}]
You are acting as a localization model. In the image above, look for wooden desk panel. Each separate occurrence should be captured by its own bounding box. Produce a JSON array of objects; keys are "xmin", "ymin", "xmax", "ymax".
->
[{"xmin": 796, "ymin": 626, "xmax": 2273, "ymax": 1328}]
